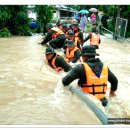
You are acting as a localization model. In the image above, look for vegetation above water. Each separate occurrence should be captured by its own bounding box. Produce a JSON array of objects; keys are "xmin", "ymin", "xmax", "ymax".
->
[{"xmin": 0, "ymin": 5, "xmax": 130, "ymax": 38}]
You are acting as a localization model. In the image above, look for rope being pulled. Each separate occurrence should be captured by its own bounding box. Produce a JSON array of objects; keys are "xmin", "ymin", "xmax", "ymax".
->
[{"xmin": 68, "ymin": 85, "xmax": 108, "ymax": 125}]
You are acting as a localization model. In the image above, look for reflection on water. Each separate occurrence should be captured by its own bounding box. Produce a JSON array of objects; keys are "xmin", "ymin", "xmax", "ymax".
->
[{"xmin": 0, "ymin": 35, "xmax": 130, "ymax": 125}]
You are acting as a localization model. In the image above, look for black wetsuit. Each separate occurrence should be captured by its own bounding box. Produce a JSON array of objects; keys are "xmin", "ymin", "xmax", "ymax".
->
[
  {"xmin": 62, "ymin": 58, "xmax": 118, "ymax": 91},
  {"xmin": 47, "ymin": 54, "xmax": 72, "ymax": 72},
  {"xmin": 41, "ymin": 30, "xmax": 66, "ymax": 49}
]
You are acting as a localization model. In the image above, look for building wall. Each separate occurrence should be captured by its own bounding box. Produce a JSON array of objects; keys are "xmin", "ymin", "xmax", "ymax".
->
[{"xmin": 56, "ymin": 9, "xmax": 60, "ymax": 19}]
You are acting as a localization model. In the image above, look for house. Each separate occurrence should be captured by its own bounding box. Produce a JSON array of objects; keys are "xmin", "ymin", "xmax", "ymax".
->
[{"xmin": 53, "ymin": 5, "xmax": 79, "ymax": 20}]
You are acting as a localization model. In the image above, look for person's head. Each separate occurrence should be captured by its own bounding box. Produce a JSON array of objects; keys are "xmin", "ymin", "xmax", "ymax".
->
[
  {"xmin": 62, "ymin": 24, "xmax": 69, "ymax": 33},
  {"xmin": 65, "ymin": 40, "xmax": 75, "ymax": 50},
  {"xmin": 80, "ymin": 45, "xmax": 99, "ymax": 61},
  {"xmin": 46, "ymin": 23, "xmax": 53, "ymax": 31},
  {"xmin": 69, "ymin": 24, "xmax": 74, "ymax": 31},
  {"xmin": 58, "ymin": 19, "xmax": 61, "ymax": 22},
  {"xmin": 81, "ymin": 13, "xmax": 85, "ymax": 17},
  {"xmin": 72, "ymin": 19, "xmax": 77, "ymax": 24},
  {"xmin": 45, "ymin": 47, "xmax": 56, "ymax": 60},
  {"xmin": 91, "ymin": 28, "xmax": 99, "ymax": 34},
  {"xmin": 68, "ymin": 31, "xmax": 75, "ymax": 40},
  {"xmin": 92, "ymin": 22, "xmax": 98, "ymax": 28},
  {"xmin": 73, "ymin": 23, "xmax": 79, "ymax": 31}
]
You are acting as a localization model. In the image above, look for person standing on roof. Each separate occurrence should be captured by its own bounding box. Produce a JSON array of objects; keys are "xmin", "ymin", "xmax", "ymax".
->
[{"xmin": 62, "ymin": 45, "xmax": 118, "ymax": 107}]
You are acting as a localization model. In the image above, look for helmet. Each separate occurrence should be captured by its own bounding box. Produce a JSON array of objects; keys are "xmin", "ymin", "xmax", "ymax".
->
[
  {"xmin": 45, "ymin": 47, "xmax": 55, "ymax": 55},
  {"xmin": 81, "ymin": 45, "xmax": 99, "ymax": 56}
]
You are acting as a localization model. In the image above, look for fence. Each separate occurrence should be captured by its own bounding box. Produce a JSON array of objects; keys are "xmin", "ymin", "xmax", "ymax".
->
[
  {"xmin": 114, "ymin": 17, "xmax": 128, "ymax": 41},
  {"xmin": 100, "ymin": 17, "xmax": 128, "ymax": 42}
]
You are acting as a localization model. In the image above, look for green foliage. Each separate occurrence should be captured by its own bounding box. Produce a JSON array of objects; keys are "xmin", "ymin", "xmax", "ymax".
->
[
  {"xmin": 0, "ymin": 5, "xmax": 32, "ymax": 37},
  {"xmin": 8, "ymin": 6, "xmax": 32, "ymax": 36},
  {"xmin": 98, "ymin": 5, "xmax": 130, "ymax": 38},
  {"xmin": 86, "ymin": 23, "xmax": 93, "ymax": 33},
  {"xmin": 0, "ymin": 6, "xmax": 11, "ymax": 32},
  {"xmin": 0, "ymin": 6, "xmax": 11, "ymax": 22},
  {"xmin": 0, "ymin": 28, "xmax": 12, "ymax": 37},
  {"xmin": 35, "ymin": 5, "xmax": 54, "ymax": 34}
]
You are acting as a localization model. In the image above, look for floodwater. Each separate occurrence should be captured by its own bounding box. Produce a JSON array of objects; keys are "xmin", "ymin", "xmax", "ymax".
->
[{"xmin": 0, "ymin": 34, "xmax": 130, "ymax": 125}]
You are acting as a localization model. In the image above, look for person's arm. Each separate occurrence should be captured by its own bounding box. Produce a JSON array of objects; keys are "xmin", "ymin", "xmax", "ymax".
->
[
  {"xmin": 83, "ymin": 33, "xmax": 91, "ymax": 43},
  {"xmin": 108, "ymin": 68, "xmax": 118, "ymax": 96},
  {"xmin": 71, "ymin": 50, "xmax": 81, "ymax": 63},
  {"xmin": 99, "ymin": 38, "xmax": 101, "ymax": 44},
  {"xmin": 62, "ymin": 64, "xmax": 85, "ymax": 86},
  {"xmin": 78, "ymin": 32, "xmax": 84, "ymax": 43},
  {"xmin": 55, "ymin": 56, "xmax": 72, "ymax": 72},
  {"xmin": 41, "ymin": 31, "xmax": 53, "ymax": 44}
]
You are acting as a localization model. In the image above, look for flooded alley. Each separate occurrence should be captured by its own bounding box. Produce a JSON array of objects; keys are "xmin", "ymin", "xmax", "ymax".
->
[{"xmin": 0, "ymin": 34, "xmax": 130, "ymax": 125}]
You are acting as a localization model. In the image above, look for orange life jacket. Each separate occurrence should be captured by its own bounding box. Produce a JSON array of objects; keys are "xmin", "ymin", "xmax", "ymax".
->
[
  {"xmin": 90, "ymin": 33, "xmax": 100, "ymax": 46},
  {"xmin": 51, "ymin": 27, "xmax": 64, "ymax": 39},
  {"xmin": 79, "ymin": 63, "xmax": 108, "ymax": 100},
  {"xmin": 74, "ymin": 32, "xmax": 80, "ymax": 46},
  {"xmin": 66, "ymin": 30, "xmax": 72, "ymax": 35},
  {"xmin": 66, "ymin": 47, "xmax": 80, "ymax": 62},
  {"xmin": 51, "ymin": 54, "xmax": 63, "ymax": 72},
  {"xmin": 64, "ymin": 30, "xmax": 72, "ymax": 39},
  {"xmin": 58, "ymin": 26, "xmax": 62, "ymax": 30}
]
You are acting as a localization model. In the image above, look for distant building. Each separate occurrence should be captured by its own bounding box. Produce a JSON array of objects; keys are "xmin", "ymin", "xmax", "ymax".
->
[
  {"xmin": 54, "ymin": 5, "xmax": 78, "ymax": 19},
  {"xmin": 28, "ymin": 5, "xmax": 37, "ymax": 20}
]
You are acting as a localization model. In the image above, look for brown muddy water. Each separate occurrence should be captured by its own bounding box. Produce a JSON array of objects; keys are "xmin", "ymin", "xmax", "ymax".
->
[{"xmin": 0, "ymin": 34, "xmax": 130, "ymax": 125}]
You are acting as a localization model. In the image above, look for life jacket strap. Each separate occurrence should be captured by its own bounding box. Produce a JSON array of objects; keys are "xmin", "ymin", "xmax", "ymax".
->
[
  {"xmin": 81, "ymin": 83, "xmax": 107, "ymax": 87},
  {"xmin": 89, "ymin": 91, "xmax": 106, "ymax": 95}
]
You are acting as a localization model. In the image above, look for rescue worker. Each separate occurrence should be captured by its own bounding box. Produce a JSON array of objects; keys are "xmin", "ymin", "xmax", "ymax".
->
[
  {"xmin": 41, "ymin": 23, "xmax": 66, "ymax": 49},
  {"xmin": 56, "ymin": 22, "xmax": 62, "ymax": 30},
  {"xmin": 65, "ymin": 40, "xmax": 81, "ymax": 63},
  {"xmin": 56, "ymin": 19, "xmax": 62, "ymax": 27},
  {"xmin": 45, "ymin": 47, "xmax": 72, "ymax": 72},
  {"xmin": 73, "ymin": 23, "xmax": 84, "ymax": 50},
  {"xmin": 69, "ymin": 24, "xmax": 74, "ymax": 32},
  {"xmin": 62, "ymin": 31, "xmax": 75, "ymax": 52},
  {"xmin": 91, "ymin": 22, "xmax": 99, "ymax": 34},
  {"xmin": 83, "ymin": 27, "xmax": 101, "ymax": 49},
  {"xmin": 62, "ymin": 24, "xmax": 73, "ymax": 39},
  {"xmin": 67, "ymin": 31, "xmax": 75, "ymax": 41},
  {"xmin": 62, "ymin": 45, "xmax": 118, "ymax": 107}
]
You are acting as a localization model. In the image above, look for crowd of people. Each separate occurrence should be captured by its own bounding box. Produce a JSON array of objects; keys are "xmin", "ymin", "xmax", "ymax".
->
[{"xmin": 39, "ymin": 17, "xmax": 118, "ymax": 107}]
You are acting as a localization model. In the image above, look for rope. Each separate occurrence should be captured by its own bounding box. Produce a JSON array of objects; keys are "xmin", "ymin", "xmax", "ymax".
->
[{"xmin": 68, "ymin": 85, "xmax": 108, "ymax": 125}]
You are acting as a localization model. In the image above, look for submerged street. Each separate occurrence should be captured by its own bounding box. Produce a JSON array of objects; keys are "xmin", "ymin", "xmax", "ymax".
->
[{"xmin": 0, "ymin": 34, "xmax": 130, "ymax": 125}]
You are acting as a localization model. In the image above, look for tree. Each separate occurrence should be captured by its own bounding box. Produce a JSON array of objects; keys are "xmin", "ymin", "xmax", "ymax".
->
[
  {"xmin": 7, "ymin": 5, "xmax": 31, "ymax": 35},
  {"xmin": 0, "ymin": 5, "xmax": 31, "ymax": 37},
  {"xmin": 0, "ymin": 6, "xmax": 11, "ymax": 29},
  {"xmin": 35, "ymin": 5, "xmax": 54, "ymax": 34}
]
